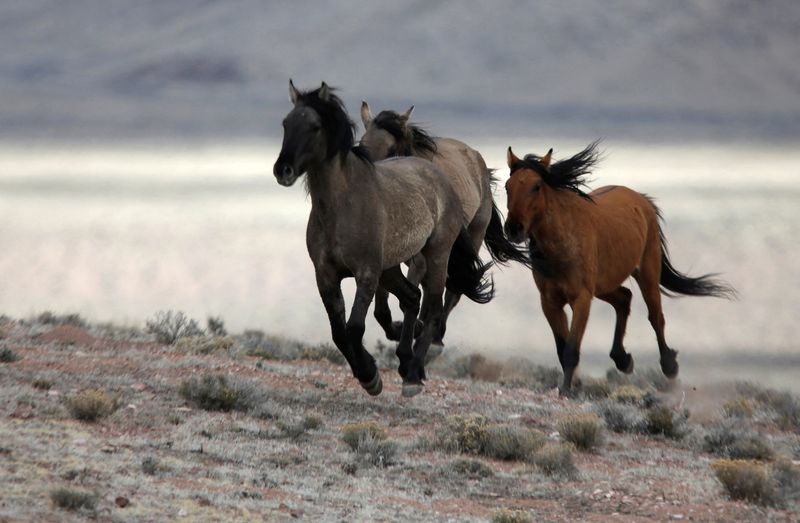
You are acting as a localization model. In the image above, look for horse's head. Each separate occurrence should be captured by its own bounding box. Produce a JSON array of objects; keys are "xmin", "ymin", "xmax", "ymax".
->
[
  {"xmin": 504, "ymin": 147, "xmax": 553, "ymax": 243},
  {"xmin": 359, "ymin": 102, "xmax": 416, "ymax": 160},
  {"xmin": 274, "ymin": 80, "xmax": 361, "ymax": 186}
]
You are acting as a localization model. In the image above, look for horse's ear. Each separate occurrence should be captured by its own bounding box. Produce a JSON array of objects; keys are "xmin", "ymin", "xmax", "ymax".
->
[
  {"xmin": 507, "ymin": 147, "xmax": 520, "ymax": 168},
  {"xmin": 400, "ymin": 105, "xmax": 415, "ymax": 121},
  {"xmin": 289, "ymin": 79, "xmax": 300, "ymax": 105},
  {"xmin": 541, "ymin": 148, "xmax": 553, "ymax": 169},
  {"xmin": 361, "ymin": 101, "xmax": 373, "ymax": 127},
  {"xmin": 319, "ymin": 82, "xmax": 331, "ymax": 102}
]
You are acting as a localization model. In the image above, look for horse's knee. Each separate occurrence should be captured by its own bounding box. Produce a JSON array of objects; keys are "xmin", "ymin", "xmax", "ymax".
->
[{"xmin": 345, "ymin": 321, "xmax": 365, "ymax": 346}]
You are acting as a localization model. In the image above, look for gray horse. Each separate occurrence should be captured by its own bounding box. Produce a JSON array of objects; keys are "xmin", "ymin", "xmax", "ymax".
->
[
  {"xmin": 360, "ymin": 102, "xmax": 530, "ymax": 345},
  {"xmin": 273, "ymin": 82, "xmax": 493, "ymax": 397}
]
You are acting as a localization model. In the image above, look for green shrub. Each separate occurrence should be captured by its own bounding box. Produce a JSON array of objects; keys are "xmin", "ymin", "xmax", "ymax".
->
[
  {"xmin": 533, "ymin": 443, "xmax": 577, "ymax": 478},
  {"xmin": 558, "ymin": 413, "xmax": 604, "ymax": 452},
  {"xmin": 65, "ymin": 389, "xmax": 117, "ymax": 422},
  {"xmin": 341, "ymin": 421, "xmax": 387, "ymax": 451},
  {"xmin": 50, "ymin": 487, "xmax": 98, "ymax": 511}
]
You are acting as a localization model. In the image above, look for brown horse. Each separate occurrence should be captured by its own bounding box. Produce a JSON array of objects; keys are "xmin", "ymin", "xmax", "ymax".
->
[{"xmin": 503, "ymin": 142, "xmax": 734, "ymax": 394}]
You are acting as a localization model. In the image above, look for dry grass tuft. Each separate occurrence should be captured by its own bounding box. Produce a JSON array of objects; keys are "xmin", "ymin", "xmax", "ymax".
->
[
  {"xmin": 723, "ymin": 398, "xmax": 755, "ymax": 418},
  {"xmin": 492, "ymin": 508, "xmax": 535, "ymax": 523},
  {"xmin": 481, "ymin": 424, "xmax": 547, "ymax": 461},
  {"xmin": 533, "ymin": 443, "xmax": 578, "ymax": 478},
  {"xmin": 711, "ymin": 459, "xmax": 774, "ymax": 505},
  {"xmin": 175, "ymin": 335, "xmax": 234, "ymax": 355},
  {"xmin": 341, "ymin": 421, "xmax": 387, "ymax": 451},
  {"xmin": 558, "ymin": 413, "xmax": 604, "ymax": 452},
  {"xmin": 278, "ymin": 414, "xmax": 324, "ymax": 439},
  {"xmin": 299, "ymin": 343, "xmax": 347, "ymax": 365},
  {"xmin": 65, "ymin": 389, "xmax": 118, "ymax": 421},
  {"xmin": 178, "ymin": 374, "xmax": 258, "ymax": 413},
  {"xmin": 611, "ymin": 384, "xmax": 648, "ymax": 406},
  {"xmin": 434, "ymin": 415, "xmax": 490, "ymax": 455},
  {"xmin": 50, "ymin": 487, "xmax": 98, "ymax": 511},
  {"xmin": 580, "ymin": 378, "xmax": 612, "ymax": 400},
  {"xmin": 353, "ymin": 433, "xmax": 398, "ymax": 468},
  {"xmin": 449, "ymin": 458, "xmax": 494, "ymax": 479}
]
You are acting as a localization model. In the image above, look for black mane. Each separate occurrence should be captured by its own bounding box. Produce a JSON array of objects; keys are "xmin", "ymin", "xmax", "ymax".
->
[
  {"xmin": 296, "ymin": 86, "xmax": 371, "ymax": 162},
  {"xmin": 372, "ymin": 111, "xmax": 437, "ymax": 157},
  {"xmin": 510, "ymin": 141, "xmax": 602, "ymax": 200}
]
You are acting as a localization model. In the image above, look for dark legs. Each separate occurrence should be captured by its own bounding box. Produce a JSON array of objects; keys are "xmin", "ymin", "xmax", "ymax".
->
[
  {"xmin": 433, "ymin": 290, "xmax": 460, "ymax": 345},
  {"xmin": 598, "ymin": 286, "xmax": 634, "ymax": 374},
  {"xmin": 378, "ymin": 266, "xmax": 421, "ymax": 380},
  {"xmin": 373, "ymin": 256, "xmax": 425, "ymax": 341},
  {"xmin": 316, "ymin": 265, "xmax": 382, "ymax": 395}
]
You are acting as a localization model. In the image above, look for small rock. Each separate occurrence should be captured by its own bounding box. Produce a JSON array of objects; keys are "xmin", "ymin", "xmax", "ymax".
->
[
  {"xmin": 178, "ymin": 509, "xmax": 187, "ymax": 517},
  {"xmin": 670, "ymin": 515, "xmax": 684, "ymax": 520},
  {"xmin": 115, "ymin": 496, "xmax": 129, "ymax": 508},
  {"xmin": 130, "ymin": 383, "xmax": 147, "ymax": 392}
]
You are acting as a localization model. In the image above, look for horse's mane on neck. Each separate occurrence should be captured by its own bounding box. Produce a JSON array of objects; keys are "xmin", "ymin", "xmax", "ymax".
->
[
  {"xmin": 296, "ymin": 86, "xmax": 372, "ymax": 164},
  {"xmin": 510, "ymin": 141, "xmax": 602, "ymax": 201},
  {"xmin": 373, "ymin": 111, "xmax": 437, "ymax": 157}
]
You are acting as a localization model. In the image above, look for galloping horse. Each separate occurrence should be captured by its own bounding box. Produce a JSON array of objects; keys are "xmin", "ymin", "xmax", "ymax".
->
[
  {"xmin": 273, "ymin": 81, "xmax": 493, "ymax": 397},
  {"xmin": 360, "ymin": 102, "xmax": 529, "ymax": 344},
  {"xmin": 503, "ymin": 143, "xmax": 734, "ymax": 394}
]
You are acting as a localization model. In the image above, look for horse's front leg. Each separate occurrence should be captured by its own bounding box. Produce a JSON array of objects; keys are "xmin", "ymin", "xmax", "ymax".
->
[
  {"xmin": 347, "ymin": 270, "xmax": 383, "ymax": 395},
  {"xmin": 561, "ymin": 292, "xmax": 593, "ymax": 395},
  {"xmin": 315, "ymin": 265, "xmax": 358, "ymax": 372}
]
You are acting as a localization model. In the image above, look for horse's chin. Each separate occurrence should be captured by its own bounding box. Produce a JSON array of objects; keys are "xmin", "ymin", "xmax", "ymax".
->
[{"xmin": 276, "ymin": 173, "xmax": 301, "ymax": 187}]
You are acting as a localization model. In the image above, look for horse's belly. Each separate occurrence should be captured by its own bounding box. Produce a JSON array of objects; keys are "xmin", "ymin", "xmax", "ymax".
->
[{"xmin": 381, "ymin": 217, "xmax": 434, "ymax": 268}]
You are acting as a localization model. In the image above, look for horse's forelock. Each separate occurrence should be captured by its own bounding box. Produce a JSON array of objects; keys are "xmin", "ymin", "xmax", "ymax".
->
[{"xmin": 295, "ymin": 86, "xmax": 359, "ymax": 161}]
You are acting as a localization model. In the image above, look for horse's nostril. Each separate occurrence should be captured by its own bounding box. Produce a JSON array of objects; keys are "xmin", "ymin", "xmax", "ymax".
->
[{"xmin": 282, "ymin": 165, "xmax": 294, "ymax": 178}]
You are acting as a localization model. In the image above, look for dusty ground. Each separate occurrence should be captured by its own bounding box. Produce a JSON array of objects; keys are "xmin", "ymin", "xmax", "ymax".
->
[{"xmin": 0, "ymin": 316, "xmax": 798, "ymax": 522}]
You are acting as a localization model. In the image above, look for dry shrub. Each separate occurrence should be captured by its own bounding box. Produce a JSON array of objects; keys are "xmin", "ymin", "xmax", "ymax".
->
[
  {"xmin": 558, "ymin": 413, "xmax": 604, "ymax": 452},
  {"xmin": 278, "ymin": 414, "xmax": 324, "ymax": 439},
  {"xmin": 482, "ymin": 424, "xmax": 546, "ymax": 461},
  {"xmin": 146, "ymin": 310, "xmax": 203, "ymax": 344},
  {"xmin": 492, "ymin": 508, "xmax": 534, "ymax": 523},
  {"xmin": 341, "ymin": 421, "xmax": 387, "ymax": 451},
  {"xmin": 450, "ymin": 458, "xmax": 494, "ymax": 479},
  {"xmin": 703, "ymin": 421, "xmax": 774, "ymax": 461},
  {"xmin": 580, "ymin": 378, "xmax": 612, "ymax": 400},
  {"xmin": 723, "ymin": 398, "xmax": 755, "ymax": 418},
  {"xmin": 594, "ymin": 400, "xmax": 646, "ymax": 433},
  {"xmin": 50, "ymin": 487, "xmax": 98, "ymax": 511},
  {"xmin": 32, "ymin": 378, "xmax": 52, "ymax": 390},
  {"xmin": 353, "ymin": 433, "xmax": 398, "ymax": 468},
  {"xmin": 66, "ymin": 389, "xmax": 117, "ymax": 421},
  {"xmin": 0, "ymin": 347, "xmax": 20, "ymax": 363},
  {"xmin": 434, "ymin": 415, "xmax": 490, "ymax": 454},
  {"xmin": 206, "ymin": 316, "xmax": 227, "ymax": 336},
  {"xmin": 175, "ymin": 335, "xmax": 234, "ymax": 354},
  {"xmin": 533, "ymin": 443, "xmax": 577, "ymax": 478},
  {"xmin": 178, "ymin": 375, "xmax": 249, "ymax": 412},
  {"xmin": 611, "ymin": 384, "xmax": 648, "ymax": 406},
  {"xmin": 712, "ymin": 459, "xmax": 774, "ymax": 505},
  {"xmin": 646, "ymin": 406, "xmax": 688, "ymax": 439},
  {"xmin": 735, "ymin": 382, "xmax": 800, "ymax": 431},
  {"xmin": 771, "ymin": 458, "xmax": 800, "ymax": 507},
  {"xmin": 299, "ymin": 343, "xmax": 346, "ymax": 365}
]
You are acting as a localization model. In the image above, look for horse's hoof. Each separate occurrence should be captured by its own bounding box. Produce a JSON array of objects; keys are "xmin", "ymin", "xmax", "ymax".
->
[
  {"xmin": 661, "ymin": 358, "xmax": 679, "ymax": 379},
  {"xmin": 401, "ymin": 381, "xmax": 424, "ymax": 398},
  {"xmin": 558, "ymin": 386, "xmax": 574, "ymax": 398},
  {"xmin": 623, "ymin": 355, "xmax": 634, "ymax": 374},
  {"xmin": 359, "ymin": 372, "xmax": 383, "ymax": 396}
]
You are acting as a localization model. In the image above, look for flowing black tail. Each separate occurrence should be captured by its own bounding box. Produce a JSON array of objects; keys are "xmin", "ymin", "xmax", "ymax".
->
[
  {"xmin": 659, "ymin": 235, "xmax": 736, "ymax": 299},
  {"xmin": 446, "ymin": 228, "xmax": 495, "ymax": 304},
  {"xmin": 484, "ymin": 201, "xmax": 533, "ymax": 269}
]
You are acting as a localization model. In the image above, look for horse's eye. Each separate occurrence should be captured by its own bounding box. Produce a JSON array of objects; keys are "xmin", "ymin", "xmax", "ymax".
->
[{"xmin": 531, "ymin": 184, "xmax": 541, "ymax": 193}]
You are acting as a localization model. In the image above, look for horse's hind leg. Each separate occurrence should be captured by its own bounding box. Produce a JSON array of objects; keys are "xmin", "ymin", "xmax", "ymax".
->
[
  {"xmin": 346, "ymin": 271, "xmax": 383, "ymax": 395},
  {"xmin": 378, "ymin": 266, "xmax": 421, "ymax": 380},
  {"xmin": 433, "ymin": 291, "xmax": 460, "ymax": 345},
  {"xmin": 634, "ymin": 259, "xmax": 679, "ymax": 379},
  {"xmin": 373, "ymin": 288, "xmax": 402, "ymax": 341},
  {"xmin": 598, "ymin": 286, "xmax": 634, "ymax": 374}
]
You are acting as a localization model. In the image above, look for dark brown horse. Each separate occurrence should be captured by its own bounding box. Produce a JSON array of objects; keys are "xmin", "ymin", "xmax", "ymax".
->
[
  {"xmin": 273, "ymin": 81, "xmax": 493, "ymax": 397},
  {"xmin": 360, "ymin": 103, "xmax": 530, "ymax": 345},
  {"xmin": 503, "ymin": 143, "xmax": 734, "ymax": 394}
]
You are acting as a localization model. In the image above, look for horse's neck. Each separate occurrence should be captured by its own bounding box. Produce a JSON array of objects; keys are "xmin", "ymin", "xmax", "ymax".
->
[
  {"xmin": 307, "ymin": 156, "xmax": 349, "ymax": 213},
  {"xmin": 531, "ymin": 191, "xmax": 590, "ymax": 262}
]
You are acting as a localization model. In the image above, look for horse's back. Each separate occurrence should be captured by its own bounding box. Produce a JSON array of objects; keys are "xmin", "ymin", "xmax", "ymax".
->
[{"xmin": 431, "ymin": 138, "xmax": 489, "ymax": 220}]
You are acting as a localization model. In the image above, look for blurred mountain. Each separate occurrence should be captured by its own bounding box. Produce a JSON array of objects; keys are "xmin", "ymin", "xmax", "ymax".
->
[{"xmin": 1, "ymin": 0, "xmax": 798, "ymax": 142}]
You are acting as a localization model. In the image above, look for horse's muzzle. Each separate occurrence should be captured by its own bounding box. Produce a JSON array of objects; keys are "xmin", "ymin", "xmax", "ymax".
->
[
  {"xmin": 273, "ymin": 160, "xmax": 299, "ymax": 187},
  {"xmin": 504, "ymin": 220, "xmax": 526, "ymax": 244}
]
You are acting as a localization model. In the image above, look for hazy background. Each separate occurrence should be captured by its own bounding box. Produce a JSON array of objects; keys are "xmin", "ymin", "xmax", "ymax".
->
[{"xmin": 1, "ymin": 0, "xmax": 799, "ymax": 387}]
